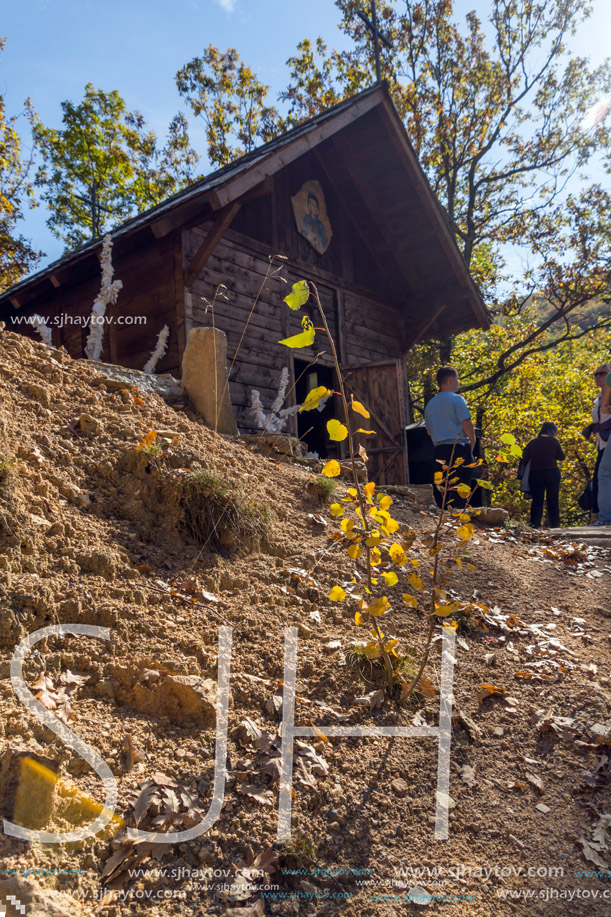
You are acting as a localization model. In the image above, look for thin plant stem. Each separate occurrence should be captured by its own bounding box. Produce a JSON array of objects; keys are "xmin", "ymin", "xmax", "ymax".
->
[
  {"xmin": 402, "ymin": 438, "xmax": 481, "ymax": 699},
  {"xmin": 310, "ymin": 282, "xmax": 394, "ymax": 689},
  {"xmin": 213, "ymin": 255, "xmax": 286, "ymax": 460}
]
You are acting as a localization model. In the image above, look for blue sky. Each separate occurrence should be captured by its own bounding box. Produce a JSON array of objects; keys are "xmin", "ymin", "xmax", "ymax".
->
[{"xmin": 2, "ymin": 0, "xmax": 610, "ymax": 268}]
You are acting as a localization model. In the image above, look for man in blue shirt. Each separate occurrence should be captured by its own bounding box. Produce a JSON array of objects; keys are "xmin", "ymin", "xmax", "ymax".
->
[{"xmin": 424, "ymin": 366, "xmax": 476, "ymax": 508}]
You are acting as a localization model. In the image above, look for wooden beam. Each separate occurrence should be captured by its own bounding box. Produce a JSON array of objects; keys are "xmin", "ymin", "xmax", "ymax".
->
[
  {"xmin": 151, "ymin": 191, "xmax": 221, "ymax": 239},
  {"xmin": 149, "ymin": 89, "xmax": 385, "ymax": 240},
  {"xmin": 180, "ymin": 178, "xmax": 273, "ymax": 235},
  {"xmin": 312, "ymin": 146, "xmax": 407, "ymax": 304},
  {"xmin": 403, "ymin": 304, "xmax": 445, "ymax": 350},
  {"xmin": 211, "ymin": 88, "xmax": 386, "ymax": 211},
  {"xmin": 377, "ymin": 99, "xmax": 489, "ymax": 329},
  {"xmin": 328, "ymin": 134, "xmax": 428, "ymax": 302},
  {"xmin": 174, "ymin": 232, "xmax": 187, "ymax": 356},
  {"xmin": 335, "ymin": 289, "xmax": 347, "ymax": 365},
  {"xmin": 184, "ymin": 202, "xmax": 241, "ymax": 289}
]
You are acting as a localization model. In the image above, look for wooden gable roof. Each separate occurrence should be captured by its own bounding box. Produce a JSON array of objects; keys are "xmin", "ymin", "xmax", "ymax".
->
[{"xmin": 0, "ymin": 83, "xmax": 490, "ymax": 339}]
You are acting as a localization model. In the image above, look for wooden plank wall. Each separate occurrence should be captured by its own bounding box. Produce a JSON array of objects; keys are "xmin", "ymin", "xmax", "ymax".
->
[
  {"xmin": 186, "ymin": 221, "xmax": 406, "ymax": 433},
  {"xmin": 10, "ymin": 233, "xmax": 180, "ymax": 376}
]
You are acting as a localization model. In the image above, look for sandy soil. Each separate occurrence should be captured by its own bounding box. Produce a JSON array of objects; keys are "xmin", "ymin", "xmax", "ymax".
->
[{"xmin": 0, "ymin": 330, "xmax": 610, "ymax": 917}]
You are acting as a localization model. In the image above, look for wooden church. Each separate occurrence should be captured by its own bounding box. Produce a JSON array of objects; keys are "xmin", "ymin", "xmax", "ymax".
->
[{"xmin": 0, "ymin": 83, "xmax": 489, "ymax": 484}]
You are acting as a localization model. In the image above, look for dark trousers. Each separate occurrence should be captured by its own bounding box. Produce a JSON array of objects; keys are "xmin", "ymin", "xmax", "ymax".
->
[
  {"xmin": 433, "ymin": 443, "xmax": 474, "ymax": 509},
  {"xmin": 529, "ymin": 467, "xmax": 561, "ymax": 528},
  {"xmin": 593, "ymin": 448, "xmax": 604, "ymax": 514}
]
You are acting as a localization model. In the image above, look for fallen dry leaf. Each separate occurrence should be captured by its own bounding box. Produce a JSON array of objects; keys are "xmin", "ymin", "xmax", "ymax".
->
[
  {"xmin": 236, "ymin": 782, "xmax": 275, "ymax": 806},
  {"xmin": 459, "ymin": 764, "xmax": 476, "ymax": 788},
  {"xmin": 525, "ymin": 772, "xmax": 544, "ymax": 793},
  {"xmin": 479, "ymin": 684, "xmax": 506, "ymax": 703}
]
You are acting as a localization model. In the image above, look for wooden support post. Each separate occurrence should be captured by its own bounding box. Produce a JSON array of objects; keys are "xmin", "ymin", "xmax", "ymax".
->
[
  {"xmin": 174, "ymin": 232, "xmax": 187, "ymax": 357},
  {"xmin": 335, "ymin": 289, "xmax": 347, "ymax": 366},
  {"xmin": 183, "ymin": 202, "xmax": 241, "ymax": 288},
  {"xmin": 403, "ymin": 304, "xmax": 445, "ymax": 350}
]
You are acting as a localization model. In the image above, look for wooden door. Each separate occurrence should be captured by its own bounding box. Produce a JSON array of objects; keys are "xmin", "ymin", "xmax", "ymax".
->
[{"xmin": 341, "ymin": 359, "xmax": 409, "ymax": 485}]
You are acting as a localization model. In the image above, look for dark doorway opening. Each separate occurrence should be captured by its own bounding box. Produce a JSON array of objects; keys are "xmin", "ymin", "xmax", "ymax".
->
[
  {"xmin": 405, "ymin": 421, "xmax": 486, "ymax": 507},
  {"xmin": 294, "ymin": 360, "xmax": 335, "ymax": 458}
]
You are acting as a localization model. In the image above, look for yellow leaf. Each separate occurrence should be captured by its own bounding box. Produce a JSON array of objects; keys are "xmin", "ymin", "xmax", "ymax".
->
[
  {"xmin": 321, "ymin": 459, "xmax": 341, "ymax": 478},
  {"xmin": 327, "ymin": 419, "xmax": 348, "ymax": 442},
  {"xmin": 329, "ymin": 503, "xmax": 344, "ymax": 517},
  {"xmin": 384, "ymin": 638, "xmax": 399, "ymax": 655},
  {"xmin": 355, "ymin": 611, "xmax": 366, "ymax": 625},
  {"xmin": 369, "ymin": 595, "xmax": 390, "ymax": 616},
  {"xmin": 389, "ymin": 543, "xmax": 408, "ymax": 565},
  {"xmin": 370, "ymin": 547, "xmax": 382, "ymax": 566},
  {"xmin": 457, "ymin": 523, "xmax": 475, "ymax": 541},
  {"xmin": 329, "ymin": 586, "xmax": 346, "ymax": 602},
  {"xmin": 364, "ymin": 481, "xmax": 376, "ymax": 501},
  {"xmin": 300, "ymin": 386, "xmax": 331, "ymax": 412},
  {"xmin": 385, "ymin": 517, "xmax": 400, "ymax": 534},
  {"xmin": 340, "ymin": 518, "xmax": 354, "ymax": 532},
  {"xmin": 279, "ymin": 319, "xmax": 315, "ymax": 349},
  {"xmin": 408, "ymin": 572, "xmax": 424, "ymax": 591},
  {"xmin": 366, "ymin": 530, "xmax": 382, "ymax": 547},
  {"xmin": 348, "ymin": 543, "xmax": 362, "ymax": 560},
  {"xmin": 356, "ymin": 429, "xmax": 376, "ymax": 435},
  {"xmin": 363, "ymin": 643, "xmax": 381, "ymax": 659},
  {"xmin": 378, "ymin": 495, "xmax": 393, "ymax": 511},
  {"xmin": 382, "ymin": 571, "xmax": 398, "ymax": 587},
  {"xmin": 435, "ymin": 601, "xmax": 460, "ymax": 617},
  {"xmin": 351, "ymin": 400, "xmax": 370, "ymax": 418},
  {"xmin": 283, "ymin": 279, "xmax": 309, "ymax": 310},
  {"xmin": 402, "ymin": 593, "xmax": 418, "ymax": 608},
  {"xmin": 434, "ymin": 471, "xmax": 444, "ymax": 484}
]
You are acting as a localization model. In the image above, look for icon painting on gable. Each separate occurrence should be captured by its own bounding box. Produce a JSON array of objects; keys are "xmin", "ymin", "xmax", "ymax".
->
[{"xmin": 291, "ymin": 180, "xmax": 333, "ymax": 255}]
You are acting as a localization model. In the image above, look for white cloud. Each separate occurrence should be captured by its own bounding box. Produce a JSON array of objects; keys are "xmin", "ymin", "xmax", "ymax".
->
[{"xmin": 215, "ymin": 0, "xmax": 237, "ymax": 11}]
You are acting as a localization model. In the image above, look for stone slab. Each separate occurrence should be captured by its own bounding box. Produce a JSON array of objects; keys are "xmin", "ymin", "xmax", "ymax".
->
[{"xmin": 181, "ymin": 327, "xmax": 238, "ymax": 435}]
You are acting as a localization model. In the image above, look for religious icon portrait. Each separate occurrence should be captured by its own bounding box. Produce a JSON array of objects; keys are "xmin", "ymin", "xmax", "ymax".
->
[{"xmin": 290, "ymin": 180, "xmax": 333, "ymax": 255}]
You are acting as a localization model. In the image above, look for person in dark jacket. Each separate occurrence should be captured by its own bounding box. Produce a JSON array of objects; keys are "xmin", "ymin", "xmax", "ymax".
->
[{"xmin": 522, "ymin": 422, "xmax": 565, "ymax": 529}]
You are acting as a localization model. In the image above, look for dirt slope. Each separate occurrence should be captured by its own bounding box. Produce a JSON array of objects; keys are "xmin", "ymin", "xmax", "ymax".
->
[{"xmin": 0, "ymin": 330, "xmax": 610, "ymax": 917}]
